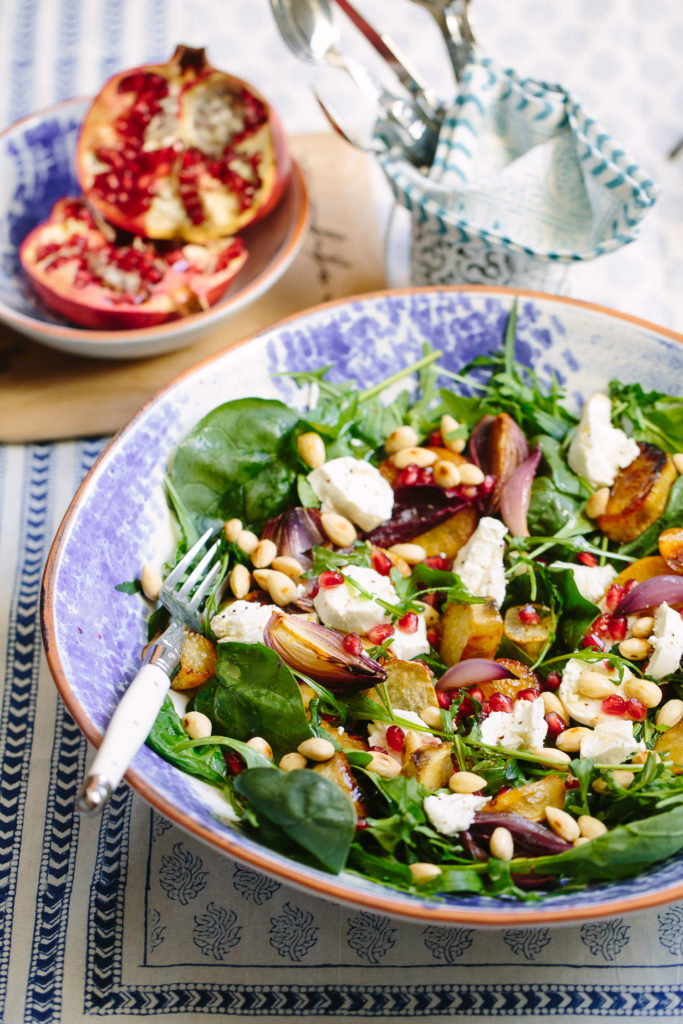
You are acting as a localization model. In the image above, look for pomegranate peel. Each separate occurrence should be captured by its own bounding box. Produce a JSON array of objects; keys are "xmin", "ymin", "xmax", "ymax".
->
[
  {"xmin": 19, "ymin": 197, "xmax": 248, "ymax": 330},
  {"xmin": 76, "ymin": 44, "xmax": 291, "ymax": 242}
]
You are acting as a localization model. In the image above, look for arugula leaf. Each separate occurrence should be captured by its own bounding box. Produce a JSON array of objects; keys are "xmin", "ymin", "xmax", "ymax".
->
[
  {"xmin": 114, "ymin": 579, "xmax": 142, "ymax": 595},
  {"xmin": 307, "ymin": 542, "xmax": 372, "ymax": 575},
  {"xmin": 610, "ymin": 380, "xmax": 683, "ymax": 453},
  {"xmin": 233, "ymin": 767, "xmax": 356, "ymax": 873},
  {"xmin": 146, "ymin": 696, "xmax": 227, "ymax": 786},
  {"xmin": 408, "ymin": 562, "xmax": 487, "ymax": 606},
  {"xmin": 192, "ymin": 642, "xmax": 313, "ymax": 761}
]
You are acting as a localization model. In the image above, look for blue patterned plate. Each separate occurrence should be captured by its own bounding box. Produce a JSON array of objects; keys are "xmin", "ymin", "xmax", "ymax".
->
[
  {"xmin": 42, "ymin": 287, "xmax": 683, "ymax": 925},
  {"xmin": 0, "ymin": 97, "xmax": 309, "ymax": 359}
]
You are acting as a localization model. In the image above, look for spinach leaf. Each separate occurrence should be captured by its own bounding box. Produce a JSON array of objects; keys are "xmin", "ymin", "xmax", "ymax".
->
[
  {"xmin": 177, "ymin": 735, "xmax": 276, "ymax": 770},
  {"xmin": 233, "ymin": 767, "xmax": 355, "ymax": 873},
  {"xmin": 192, "ymin": 642, "xmax": 313, "ymax": 761},
  {"xmin": 618, "ymin": 476, "xmax": 683, "ymax": 558},
  {"xmin": 115, "ymin": 579, "xmax": 142, "ymax": 595},
  {"xmin": 168, "ymin": 398, "xmax": 301, "ymax": 531},
  {"xmin": 610, "ymin": 381, "xmax": 683, "ymax": 454},
  {"xmin": 526, "ymin": 477, "xmax": 589, "ymax": 538},
  {"xmin": 533, "ymin": 435, "xmax": 589, "ymax": 498},
  {"xmin": 146, "ymin": 696, "xmax": 227, "ymax": 786},
  {"xmin": 408, "ymin": 562, "xmax": 487, "ymax": 606}
]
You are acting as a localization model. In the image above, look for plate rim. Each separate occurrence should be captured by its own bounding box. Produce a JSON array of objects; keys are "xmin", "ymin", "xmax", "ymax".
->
[{"xmin": 41, "ymin": 284, "xmax": 683, "ymax": 925}]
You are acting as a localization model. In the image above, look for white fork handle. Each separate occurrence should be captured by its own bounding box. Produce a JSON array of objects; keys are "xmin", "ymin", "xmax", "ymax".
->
[{"xmin": 76, "ymin": 663, "xmax": 170, "ymax": 813}]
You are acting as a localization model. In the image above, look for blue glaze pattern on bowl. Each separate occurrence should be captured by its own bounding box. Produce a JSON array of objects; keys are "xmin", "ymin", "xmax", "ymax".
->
[{"xmin": 43, "ymin": 288, "xmax": 683, "ymax": 925}]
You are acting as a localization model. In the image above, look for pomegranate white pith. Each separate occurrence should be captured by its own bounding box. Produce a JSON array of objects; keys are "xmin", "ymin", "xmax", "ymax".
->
[{"xmin": 76, "ymin": 45, "xmax": 291, "ymax": 242}]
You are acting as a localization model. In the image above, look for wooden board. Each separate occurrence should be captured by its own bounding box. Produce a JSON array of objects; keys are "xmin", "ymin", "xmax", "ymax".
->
[{"xmin": 0, "ymin": 134, "xmax": 386, "ymax": 442}]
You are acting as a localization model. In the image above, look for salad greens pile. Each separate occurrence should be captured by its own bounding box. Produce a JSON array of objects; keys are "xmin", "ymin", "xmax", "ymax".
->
[{"xmin": 136, "ymin": 302, "xmax": 683, "ymax": 901}]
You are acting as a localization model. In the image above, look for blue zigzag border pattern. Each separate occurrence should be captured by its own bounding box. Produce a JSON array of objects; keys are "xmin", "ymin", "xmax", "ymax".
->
[
  {"xmin": 23, "ymin": 439, "xmax": 105, "ymax": 1024},
  {"xmin": 0, "ymin": 444, "xmax": 54, "ymax": 1021}
]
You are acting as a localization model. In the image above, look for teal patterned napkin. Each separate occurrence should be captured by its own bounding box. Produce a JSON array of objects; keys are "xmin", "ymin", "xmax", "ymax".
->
[{"xmin": 379, "ymin": 54, "xmax": 659, "ymax": 261}]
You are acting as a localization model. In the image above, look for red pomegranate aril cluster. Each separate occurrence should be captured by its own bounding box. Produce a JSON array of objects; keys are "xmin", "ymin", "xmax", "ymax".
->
[
  {"xmin": 577, "ymin": 552, "xmax": 599, "ymax": 567},
  {"xmin": 367, "ymin": 623, "xmax": 395, "ymax": 644},
  {"xmin": 582, "ymin": 632, "xmax": 606, "ymax": 652},
  {"xmin": 543, "ymin": 671, "xmax": 562, "ymax": 692},
  {"xmin": 224, "ymin": 751, "xmax": 245, "ymax": 776},
  {"xmin": 385, "ymin": 725, "xmax": 405, "ymax": 751},
  {"xmin": 395, "ymin": 465, "xmax": 434, "ymax": 487},
  {"xmin": 398, "ymin": 611, "xmax": 418, "ymax": 633},
  {"xmin": 342, "ymin": 633, "xmax": 363, "ymax": 655},
  {"xmin": 564, "ymin": 776, "xmax": 580, "ymax": 790},
  {"xmin": 318, "ymin": 569, "xmax": 344, "ymax": 589},
  {"xmin": 436, "ymin": 690, "xmax": 453, "ymax": 709},
  {"xmin": 488, "ymin": 692, "xmax": 513, "ymax": 713},
  {"xmin": 371, "ymin": 550, "xmax": 393, "ymax": 576},
  {"xmin": 591, "ymin": 612, "xmax": 628, "ymax": 643},
  {"xmin": 424, "ymin": 555, "xmax": 450, "ymax": 571},
  {"xmin": 605, "ymin": 583, "xmax": 625, "ymax": 612},
  {"xmin": 517, "ymin": 687, "xmax": 540, "ymax": 702},
  {"xmin": 601, "ymin": 694, "xmax": 628, "ymax": 716},
  {"xmin": 518, "ymin": 604, "xmax": 541, "ymax": 625},
  {"xmin": 626, "ymin": 698, "xmax": 647, "ymax": 721},
  {"xmin": 545, "ymin": 711, "xmax": 566, "ymax": 737}
]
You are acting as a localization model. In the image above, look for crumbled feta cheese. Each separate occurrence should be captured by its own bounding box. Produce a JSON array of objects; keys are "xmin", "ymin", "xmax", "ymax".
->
[
  {"xmin": 580, "ymin": 719, "xmax": 644, "ymax": 765},
  {"xmin": 479, "ymin": 697, "xmax": 548, "ymax": 750},
  {"xmin": 558, "ymin": 657, "xmax": 634, "ymax": 726},
  {"xmin": 550, "ymin": 561, "xmax": 617, "ymax": 604},
  {"xmin": 567, "ymin": 393, "xmax": 639, "ymax": 489},
  {"xmin": 308, "ymin": 456, "xmax": 394, "ymax": 532},
  {"xmin": 423, "ymin": 792, "xmax": 488, "ymax": 835},
  {"xmin": 452, "ymin": 516, "xmax": 507, "ymax": 606},
  {"xmin": 211, "ymin": 601, "xmax": 280, "ymax": 644},
  {"xmin": 313, "ymin": 565, "xmax": 395, "ymax": 634},
  {"xmin": 368, "ymin": 709, "xmax": 429, "ymax": 763},
  {"xmin": 390, "ymin": 614, "xmax": 430, "ymax": 661},
  {"xmin": 647, "ymin": 602, "xmax": 683, "ymax": 679}
]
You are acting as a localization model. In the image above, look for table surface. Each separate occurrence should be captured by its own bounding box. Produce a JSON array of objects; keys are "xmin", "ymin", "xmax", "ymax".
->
[{"xmin": 1, "ymin": 2, "xmax": 683, "ymax": 1022}]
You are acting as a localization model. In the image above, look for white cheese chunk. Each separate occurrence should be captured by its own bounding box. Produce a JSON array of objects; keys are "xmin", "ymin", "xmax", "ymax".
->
[
  {"xmin": 549, "ymin": 561, "xmax": 617, "ymax": 605},
  {"xmin": 390, "ymin": 614, "xmax": 430, "ymax": 661},
  {"xmin": 313, "ymin": 564, "xmax": 395, "ymax": 634},
  {"xmin": 579, "ymin": 719, "xmax": 644, "ymax": 765},
  {"xmin": 211, "ymin": 601, "xmax": 280, "ymax": 644},
  {"xmin": 558, "ymin": 657, "xmax": 634, "ymax": 726},
  {"xmin": 647, "ymin": 602, "xmax": 683, "ymax": 679},
  {"xmin": 452, "ymin": 516, "xmax": 508, "ymax": 606},
  {"xmin": 567, "ymin": 393, "xmax": 639, "ymax": 489},
  {"xmin": 423, "ymin": 792, "xmax": 488, "ymax": 836},
  {"xmin": 479, "ymin": 697, "xmax": 548, "ymax": 750},
  {"xmin": 308, "ymin": 456, "xmax": 394, "ymax": 532},
  {"xmin": 368, "ymin": 709, "xmax": 429, "ymax": 763}
]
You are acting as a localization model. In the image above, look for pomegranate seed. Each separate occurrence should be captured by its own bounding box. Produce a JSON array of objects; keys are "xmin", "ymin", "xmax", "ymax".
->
[
  {"xmin": 544, "ymin": 671, "xmax": 562, "ymax": 691},
  {"xmin": 564, "ymin": 776, "xmax": 580, "ymax": 790},
  {"xmin": 626, "ymin": 698, "xmax": 647, "ymax": 721},
  {"xmin": 545, "ymin": 711, "xmax": 566, "ymax": 737},
  {"xmin": 480, "ymin": 700, "xmax": 491, "ymax": 717},
  {"xmin": 416, "ymin": 467, "xmax": 435, "ymax": 485},
  {"xmin": 320, "ymin": 712, "xmax": 340, "ymax": 724},
  {"xmin": 577, "ymin": 552, "xmax": 598, "ymax": 567},
  {"xmin": 469, "ymin": 686, "xmax": 485, "ymax": 704},
  {"xmin": 368, "ymin": 744, "xmax": 388, "ymax": 753},
  {"xmin": 224, "ymin": 751, "xmax": 244, "ymax": 776},
  {"xmin": 591, "ymin": 613, "xmax": 612, "ymax": 638},
  {"xmin": 396, "ymin": 466, "xmax": 419, "ymax": 486},
  {"xmin": 309, "ymin": 583, "xmax": 319, "ymax": 599},
  {"xmin": 427, "ymin": 627, "xmax": 441, "ymax": 647},
  {"xmin": 605, "ymin": 584, "xmax": 625, "ymax": 612},
  {"xmin": 428, "ymin": 429, "xmax": 442, "ymax": 446},
  {"xmin": 437, "ymin": 690, "xmax": 453, "ymax": 709},
  {"xmin": 479, "ymin": 475, "xmax": 496, "ymax": 498},
  {"xmin": 318, "ymin": 570, "xmax": 344, "ymax": 589},
  {"xmin": 608, "ymin": 616, "xmax": 628, "ymax": 642},
  {"xmin": 356, "ymin": 818, "xmax": 369, "ymax": 830},
  {"xmin": 489, "ymin": 692, "xmax": 513, "ymax": 713},
  {"xmin": 385, "ymin": 725, "xmax": 405, "ymax": 751},
  {"xmin": 371, "ymin": 550, "xmax": 393, "ymax": 576},
  {"xmin": 601, "ymin": 694, "xmax": 628, "ymax": 716},
  {"xmin": 367, "ymin": 623, "xmax": 394, "ymax": 644},
  {"xmin": 518, "ymin": 604, "xmax": 541, "ymax": 625},
  {"xmin": 623, "ymin": 578, "xmax": 637, "ymax": 595},
  {"xmin": 424, "ymin": 555, "xmax": 450, "ymax": 571},
  {"xmin": 398, "ymin": 611, "xmax": 418, "ymax": 633},
  {"xmin": 517, "ymin": 688, "xmax": 540, "ymax": 702},
  {"xmin": 342, "ymin": 633, "xmax": 363, "ymax": 655},
  {"xmin": 582, "ymin": 632, "xmax": 606, "ymax": 652}
]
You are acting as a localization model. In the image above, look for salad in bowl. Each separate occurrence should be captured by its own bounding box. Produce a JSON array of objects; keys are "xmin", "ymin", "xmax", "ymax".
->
[{"xmin": 128, "ymin": 299, "xmax": 683, "ymax": 903}]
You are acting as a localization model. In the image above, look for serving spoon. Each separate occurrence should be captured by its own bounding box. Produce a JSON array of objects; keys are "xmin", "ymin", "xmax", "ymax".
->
[{"xmin": 406, "ymin": 0, "xmax": 476, "ymax": 82}]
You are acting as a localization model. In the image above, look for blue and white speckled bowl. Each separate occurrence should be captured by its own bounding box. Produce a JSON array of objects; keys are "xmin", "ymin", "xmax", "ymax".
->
[
  {"xmin": 0, "ymin": 97, "xmax": 309, "ymax": 359},
  {"xmin": 42, "ymin": 287, "xmax": 683, "ymax": 925}
]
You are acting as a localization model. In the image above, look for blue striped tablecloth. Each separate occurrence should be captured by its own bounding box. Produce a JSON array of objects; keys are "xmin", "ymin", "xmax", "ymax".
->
[{"xmin": 1, "ymin": 2, "xmax": 683, "ymax": 1021}]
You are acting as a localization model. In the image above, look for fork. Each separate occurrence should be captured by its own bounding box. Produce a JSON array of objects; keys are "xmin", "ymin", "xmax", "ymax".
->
[{"xmin": 76, "ymin": 528, "xmax": 222, "ymax": 814}]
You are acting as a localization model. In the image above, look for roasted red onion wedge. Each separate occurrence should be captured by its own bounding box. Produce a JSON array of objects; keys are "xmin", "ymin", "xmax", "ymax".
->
[
  {"xmin": 261, "ymin": 507, "xmax": 325, "ymax": 565},
  {"xmin": 263, "ymin": 612, "xmax": 387, "ymax": 689},
  {"xmin": 499, "ymin": 447, "xmax": 542, "ymax": 537},
  {"xmin": 612, "ymin": 575, "xmax": 683, "ymax": 616},
  {"xmin": 470, "ymin": 811, "xmax": 572, "ymax": 855},
  {"xmin": 470, "ymin": 413, "xmax": 530, "ymax": 510},
  {"xmin": 436, "ymin": 659, "xmax": 513, "ymax": 691}
]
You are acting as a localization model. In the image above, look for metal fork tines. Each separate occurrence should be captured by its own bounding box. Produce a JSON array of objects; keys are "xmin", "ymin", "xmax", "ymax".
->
[{"xmin": 162, "ymin": 528, "xmax": 222, "ymax": 630}]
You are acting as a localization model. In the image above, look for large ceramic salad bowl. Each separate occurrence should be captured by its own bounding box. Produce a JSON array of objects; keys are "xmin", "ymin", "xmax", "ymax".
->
[{"xmin": 42, "ymin": 286, "xmax": 683, "ymax": 925}]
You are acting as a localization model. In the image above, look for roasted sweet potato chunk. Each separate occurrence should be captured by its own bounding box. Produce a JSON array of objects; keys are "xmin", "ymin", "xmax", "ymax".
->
[
  {"xmin": 611, "ymin": 555, "xmax": 670, "ymax": 588},
  {"xmin": 440, "ymin": 599, "xmax": 504, "ymax": 666},
  {"xmin": 479, "ymin": 658, "xmax": 540, "ymax": 700},
  {"xmin": 411, "ymin": 506, "xmax": 477, "ymax": 560},
  {"xmin": 659, "ymin": 527, "xmax": 683, "ymax": 574},
  {"xmin": 481, "ymin": 775, "xmax": 566, "ymax": 822},
  {"xmin": 597, "ymin": 443, "xmax": 676, "ymax": 543},
  {"xmin": 172, "ymin": 631, "xmax": 216, "ymax": 690},
  {"xmin": 402, "ymin": 740, "xmax": 453, "ymax": 791}
]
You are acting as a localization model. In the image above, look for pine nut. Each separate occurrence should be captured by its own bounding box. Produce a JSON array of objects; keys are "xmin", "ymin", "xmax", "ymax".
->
[
  {"xmin": 392, "ymin": 446, "xmax": 437, "ymax": 469},
  {"xmin": 440, "ymin": 414, "xmax": 466, "ymax": 454},
  {"xmin": 297, "ymin": 737, "xmax": 336, "ymax": 761},
  {"xmin": 545, "ymin": 806, "xmax": 580, "ymax": 842},
  {"xmin": 388, "ymin": 543, "xmax": 427, "ymax": 565},
  {"xmin": 409, "ymin": 862, "xmax": 442, "ymax": 884},
  {"xmin": 366, "ymin": 751, "xmax": 402, "ymax": 778},
  {"xmin": 541, "ymin": 690, "xmax": 569, "ymax": 723},
  {"xmin": 419, "ymin": 706, "xmax": 443, "ymax": 729},
  {"xmin": 247, "ymin": 736, "xmax": 273, "ymax": 760},
  {"xmin": 321, "ymin": 511, "xmax": 357, "ymax": 547},
  {"xmin": 385, "ymin": 425, "xmax": 418, "ymax": 454},
  {"xmin": 229, "ymin": 563, "xmax": 251, "ymax": 599},
  {"xmin": 577, "ymin": 670, "xmax": 617, "ymax": 699},
  {"xmin": 433, "ymin": 460, "xmax": 461, "ymax": 489},
  {"xmin": 458, "ymin": 463, "xmax": 485, "ymax": 486},
  {"xmin": 656, "ymin": 698, "xmax": 683, "ymax": 729},
  {"xmin": 182, "ymin": 711, "xmax": 212, "ymax": 740},
  {"xmin": 673, "ymin": 452, "xmax": 683, "ymax": 475},
  {"xmin": 448, "ymin": 771, "xmax": 486, "ymax": 794},
  {"xmin": 489, "ymin": 826, "xmax": 514, "ymax": 861},
  {"xmin": 528, "ymin": 747, "xmax": 571, "ymax": 766},
  {"xmin": 271, "ymin": 555, "xmax": 304, "ymax": 578},
  {"xmin": 224, "ymin": 518, "xmax": 243, "ymax": 543},
  {"xmin": 585, "ymin": 487, "xmax": 610, "ymax": 519},
  {"xmin": 578, "ymin": 814, "xmax": 607, "ymax": 839},
  {"xmin": 573, "ymin": 836, "xmax": 591, "ymax": 847},
  {"xmin": 555, "ymin": 726, "xmax": 592, "ymax": 753},
  {"xmin": 253, "ymin": 569, "xmax": 299, "ymax": 607},
  {"xmin": 631, "ymin": 615, "xmax": 655, "ymax": 638},
  {"xmin": 622, "ymin": 677, "xmax": 663, "ymax": 708},
  {"xmin": 140, "ymin": 562, "xmax": 163, "ymax": 601},
  {"xmin": 280, "ymin": 752, "xmax": 307, "ymax": 772},
  {"xmin": 592, "ymin": 778, "xmax": 608, "ymax": 793},
  {"xmin": 296, "ymin": 431, "xmax": 326, "ymax": 469},
  {"xmin": 237, "ymin": 529, "xmax": 259, "ymax": 555},
  {"xmin": 251, "ymin": 538, "xmax": 278, "ymax": 569},
  {"xmin": 618, "ymin": 637, "xmax": 652, "ymax": 661},
  {"xmin": 612, "ymin": 770, "xmax": 635, "ymax": 787},
  {"xmin": 632, "ymin": 749, "xmax": 661, "ymax": 764}
]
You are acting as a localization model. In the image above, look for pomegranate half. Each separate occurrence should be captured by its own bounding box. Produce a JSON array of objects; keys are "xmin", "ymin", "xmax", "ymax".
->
[
  {"xmin": 76, "ymin": 45, "xmax": 291, "ymax": 242},
  {"xmin": 20, "ymin": 197, "xmax": 248, "ymax": 330}
]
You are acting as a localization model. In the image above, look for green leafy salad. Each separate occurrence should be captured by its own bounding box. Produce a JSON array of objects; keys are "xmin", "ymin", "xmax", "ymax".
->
[{"xmin": 136, "ymin": 302, "xmax": 683, "ymax": 901}]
